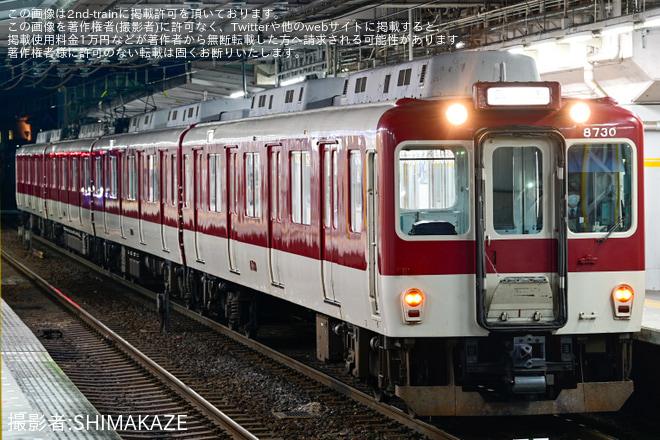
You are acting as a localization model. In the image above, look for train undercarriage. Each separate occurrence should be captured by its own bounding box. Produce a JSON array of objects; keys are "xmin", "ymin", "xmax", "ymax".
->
[{"xmin": 25, "ymin": 212, "xmax": 635, "ymax": 416}]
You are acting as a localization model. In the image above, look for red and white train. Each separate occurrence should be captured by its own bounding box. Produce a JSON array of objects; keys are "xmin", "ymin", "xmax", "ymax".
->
[{"xmin": 16, "ymin": 51, "xmax": 645, "ymax": 416}]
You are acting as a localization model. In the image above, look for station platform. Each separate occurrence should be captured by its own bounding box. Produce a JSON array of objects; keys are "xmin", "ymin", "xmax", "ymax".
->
[
  {"xmin": 1, "ymin": 298, "xmax": 122, "ymax": 439},
  {"xmin": 639, "ymin": 291, "xmax": 660, "ymax": 345}
]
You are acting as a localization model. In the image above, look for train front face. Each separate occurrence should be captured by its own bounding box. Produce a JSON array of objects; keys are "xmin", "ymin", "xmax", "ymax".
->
[{"xmin": 378, "ymin": 82, "xmax": 645, "ymax": 416}]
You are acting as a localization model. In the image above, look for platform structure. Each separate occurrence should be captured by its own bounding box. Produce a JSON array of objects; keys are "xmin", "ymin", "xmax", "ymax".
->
[
  {"xmin": 639, "ymin": 291, "xmax": 660, "ymax": 345},
  {"xmin": 1, "ymin": 298, "xmax": 122, "ymax": 439}
]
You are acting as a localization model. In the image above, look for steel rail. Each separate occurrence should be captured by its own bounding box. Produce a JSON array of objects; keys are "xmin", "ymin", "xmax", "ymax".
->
[{"xmin": 1, "ymin": 248, "xmax": 260, "ymax": 440}]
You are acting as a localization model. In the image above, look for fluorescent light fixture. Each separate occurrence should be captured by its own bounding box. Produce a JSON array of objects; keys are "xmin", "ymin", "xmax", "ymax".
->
[
  {"xmin": 455, "ymin": 41, "xmax": 466, "ymax": 49},
  {"xmin": 280, "ymin": 76, "xmax": 305, "ymax": 87},
  {"xmin": 229, "ymin": 91, "xmax": 245, "ymax": 99},
  {"xmin": 487, "ymin": 86, "xmax": 551, "ymax": 106},
  {"xmin": 641, "ymin": 15, "xmax": 660, "ymax": 28},
  {"xmin": 561, "ymin": 32, "xmax": 594, "ymax": 44},
  {"xmin": 507, "ymin": 45, "xmax": 525, "ymax": 54},
  {"xmin": 601, "ymin": 22, "xmax": 634, "ymax": 35}
]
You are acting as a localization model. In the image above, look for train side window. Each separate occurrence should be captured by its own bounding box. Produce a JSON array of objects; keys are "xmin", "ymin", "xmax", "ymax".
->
[
  {"xmin": 567, "ymin": 143, "xmax": 633, "ymax": 234},
  {"xmin": 245, "ymin": 152, "xmax": 261, "ymax": 218},
  {"xmin": 350, "ymin": 150, "xmax": 363, "ymax": 233},
  {"xmin": 291, "ymin": 151, "xmax": 311, "ymax": 225},
  {"xmin": 398, "ymin": 146, "xmax": 469, "ymax": 236}
]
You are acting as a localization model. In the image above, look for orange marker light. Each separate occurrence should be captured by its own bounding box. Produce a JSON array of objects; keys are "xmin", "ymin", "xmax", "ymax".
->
[
  {"xmin": 614, "ymin": 284, "xmax": 633, "ymax": 302},
  {"xmin": 404, "ymin": 289, "xmax": 424, "ymax": 307}
]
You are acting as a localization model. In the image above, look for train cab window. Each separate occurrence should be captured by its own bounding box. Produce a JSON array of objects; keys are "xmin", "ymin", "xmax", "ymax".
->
[
  {"xmin": 291, "ymin": 151, "xmax": 311, "ymax": 225},
  {"xmin": 245, "ymin": 152, "xmax": 261, "ymax": 218},
  {"xmin": 350, "ymin": 150, "xmax": 363, "ymax": 233},
  {"xmin": 567, "ymin": 143, "xmax": 633, "ymax": 234},
  {"xmin": 492, "ymin": 146, "xmax": 543, "ymax": 235},
  {"xmin": 398, "ymin": 146, "xmax": 469, "ymax": 236}
]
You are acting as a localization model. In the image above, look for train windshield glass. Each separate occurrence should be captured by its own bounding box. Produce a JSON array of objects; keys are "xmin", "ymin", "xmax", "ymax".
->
[
  {"xmin": 398, "ymin": 146, "xmax": 469, "ymax": 236},
  {"xmin": 567, "ymin": 143, "xmax": 633, "ymax": 234}
]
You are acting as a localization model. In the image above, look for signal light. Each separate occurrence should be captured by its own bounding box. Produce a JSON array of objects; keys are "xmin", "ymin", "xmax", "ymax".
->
[
  {"xmin": 404, "ymin": 289, "xmax": 424, "ymax": 307},
  {"xmin": 569, "ymin": 102, "xmax": 591, "ymax": 123},
  {"xmin": 612, "ymin": 284, "xmax": 634, "ymax": 319},
  {"xmin": 402, "ymin": 288, "xmax": 425, "ymax": 324},
  {"xmin": 446, "ymin": 103, "xmax": 468, "ymax": 125}
]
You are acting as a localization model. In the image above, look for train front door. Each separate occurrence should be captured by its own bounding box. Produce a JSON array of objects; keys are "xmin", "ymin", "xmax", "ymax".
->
[{"xmin": 476, "ymin": 134, "xmax": 567, "ymax": 329}]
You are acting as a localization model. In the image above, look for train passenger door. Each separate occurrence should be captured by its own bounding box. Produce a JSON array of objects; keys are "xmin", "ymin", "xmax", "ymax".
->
[
  {"xmin": 226, "ymin": 147, "xmax": 239, "ymax": 274},
  {"xmin": 476, "ymin": 134, "xmax": 566, "ymax": 329},
  {"xmin": 268, "ymin": 144, "xmax": 284, "ymax": 287},
  {"xmin": 321, "ymin": 142, "xmax": 339, "ymax": 304},
  {"xmin": 366, "ymin": 151, "xmax": 380, "ymax": 315}
]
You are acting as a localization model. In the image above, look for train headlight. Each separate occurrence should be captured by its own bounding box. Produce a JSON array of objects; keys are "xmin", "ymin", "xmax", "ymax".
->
[
  {"xmin": 402, "ymin": 288, "xmax": 425, "ymax": 323},
  {"xmin": 612, "ymin": 284, "xmax": 634, "ymax": 319},
  {"xmin": 446, "ymin": 103, "xmax": 468, "ymax": 125},
  {"xmin": 569, "ymin": 102, "xmax": 591, "ymax": 124}
]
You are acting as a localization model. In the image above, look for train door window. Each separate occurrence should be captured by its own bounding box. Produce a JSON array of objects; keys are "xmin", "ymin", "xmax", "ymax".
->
[
  {"xmin": 398, "ymin": 145, "xmax": 469, "ymax": 236},
  {"xmin": 148, "ymin": 154, "xmax": 158, "ymax": 202},
  {"xmin": 230, "ymin": 152, "xmax": 238, "ymax": 213},
  {"xmin": 323, "ymin": 150, "xmax": 331, "ymax": 228},
  {"xmin": 127, "ymin": 156, "xmax": 137, "ymax": 201},
  {"xmin": 61, "ymin": 158, "xmax": 67, "ymax": 189},
  {"xmin": 172, "ymin": 155, "xmax": 177, "ymax": 207},
  {"xmin": 271, "ymin": 151, "xmax": 280, "ymax": 220},
  {"xmin": 209, "ymin": 154, "xmax": 217, "ymax": 211},
  {"xmin": 33, "ymin": 158, "xmax": 38, "ymax": 185},
  {"xmin": 84, "ymin": 157, "xmax": 91, "ymax": 194},
  {"xmin": 245, "ymin": 152, "xmax": 261, "ymax": 218},
  {"xmin": 51, "ymin": 158, "xmax": 57, "ymax": 189},
  {"xmin": 184, "ymin": 155, "xmax": 191, "ymax": 208},
  {"xmin": 567, "ymin": 143, "xmax": 633, "ymax": 234},
  {"xmin": 350, "ymin": 150, "xmax": 363, "ymax": 233},
  {"xmin": 108, "ymin": 156, "xmax": 117, "ymax": 198},
  {"xmin": 291, "ymin": 151, "xmax": 311, "ymax": 225},
  {"xmin": 71, "ymin": 157, "xmax": 78, "ymax": 191},
  {"xmin": 492, "ymin": 146, "xmax": 543, "ymax": 235},
  {"xmin": 95, "ymin": 157, "xmax": 103, "ymax": 196}
]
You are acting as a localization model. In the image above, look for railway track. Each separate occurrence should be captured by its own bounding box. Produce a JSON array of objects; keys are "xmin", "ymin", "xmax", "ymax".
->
[
  {"xmin": 2, "ymin": 250, "xmax": 271, "ymax": 440},
  {"xmin": 2, "ymin": 228, "xmax": 627, "ymax": 440}
]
